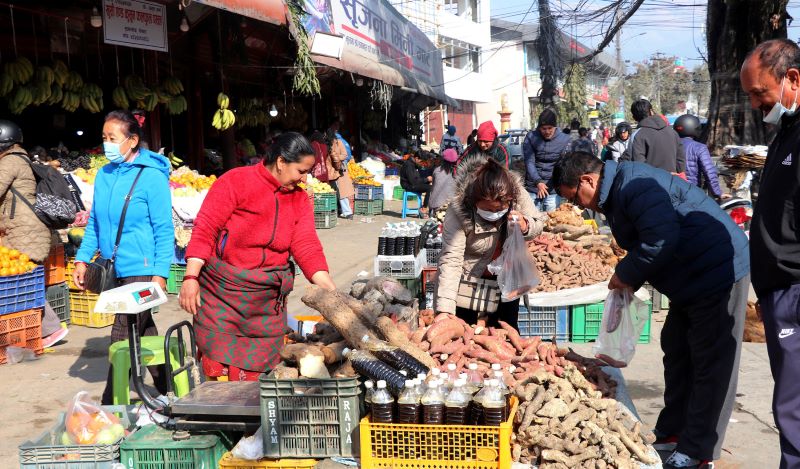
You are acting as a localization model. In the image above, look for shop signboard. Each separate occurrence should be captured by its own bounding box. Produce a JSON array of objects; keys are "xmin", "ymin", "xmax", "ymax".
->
[
  {"xmin": 102, "ymin": 0, "xmax": 168, "ymax": 52},
  {"xmin": 304, "ymin": 0, "xmax": 446, "ymax": 101}
]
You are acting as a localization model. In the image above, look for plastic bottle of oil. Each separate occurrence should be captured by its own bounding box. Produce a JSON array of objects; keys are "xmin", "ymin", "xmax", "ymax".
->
[
  {"xmin": 371, "ymin": 380, "xmax": 395, "ymax": 424},
  {"xmin": 469, "ymin": 379, "xmax": 490, "ymax": 425},
  {"xmin": 467, "ymin": 363, "xmax": 483, "ymax": 394},
  {"xmin": 397, "ymin": 379, "xmax": 421, "ymax": 424},
  {"xmin": 481, "ymin": 379, "xmax": 506, "ymax": 427},
  {"xmin": 493, "ymin": 370, "xmax": 511, "ymax": 420},
  {"xmin": 364, "ymin": 380, "xmax": 375, "ymax": 416},
  {"xmin": 445, "ymin": 379, "xmax": 470, "ymax": 425},
  {"xmin": 421, "ymin": 379, "xmax": 445, "ymax": 425}
]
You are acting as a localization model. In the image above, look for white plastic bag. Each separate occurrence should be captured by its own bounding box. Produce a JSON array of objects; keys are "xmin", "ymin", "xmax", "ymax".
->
[
  {"xmin": 488, "ymin": 217, "xmax": 540, "ymax": 301},
  {"xmin": 593, "ymin": 289, "xmax": 650, "ymax": 367},
  {"xmin": 231, "ymin": 426, "xmax": 265, "ymax": 460}
]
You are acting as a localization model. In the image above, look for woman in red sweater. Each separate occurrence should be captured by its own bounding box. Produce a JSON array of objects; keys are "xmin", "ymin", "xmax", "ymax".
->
[{"xmin": 180, "ymin": 132, "xmax": 336, "ymax": 380}]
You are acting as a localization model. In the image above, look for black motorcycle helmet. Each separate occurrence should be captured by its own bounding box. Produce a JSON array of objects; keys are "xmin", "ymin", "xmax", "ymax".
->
[
  {"xmin": 615, "ymin": 122, "xmax": 632, "ymax": 139},
  {"xmin": 0, "ymin": 120, "xmax": 22, "ymax": 152},
  {"xmin": 673, "ymin": 114, "xmax": 701, "ymax": 138}
]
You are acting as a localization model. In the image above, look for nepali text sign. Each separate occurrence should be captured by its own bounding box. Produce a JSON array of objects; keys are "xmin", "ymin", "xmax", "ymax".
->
[{"xmin": 102, "ymin": 0, "xmax": 168, "ymax": 52}]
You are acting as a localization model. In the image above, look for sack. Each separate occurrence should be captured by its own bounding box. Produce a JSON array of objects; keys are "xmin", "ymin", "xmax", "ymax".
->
[
  {"xmin": 83, "ymin": 257, "xmax": 117, "ymax": 294},
  {"xmin": 592, "ymin": 289, "xmax": 650, "ymax": 367},
  {"xmin": 487, "ymin": 218, "xmax": 540, "ymax": 301},
  {"xmin": 64, "ymin": 391, "xmax": 125, "ymax": 445},
  {"xmin": 456, "ymin": 275, "xmax": 500, "ymax": 314},
  {"xmin": 9, "ymin": 152, "xmax": 76, "ymax": 229}
]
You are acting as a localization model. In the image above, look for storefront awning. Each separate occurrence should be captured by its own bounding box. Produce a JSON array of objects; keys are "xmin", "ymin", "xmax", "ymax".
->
[
  {"xmin": 303, "ymin": 0, "xmax": 455, "ymax": 106},
  {"xmin": 193, "ymin": 0, "xmax": 287, "ymax": 26}
]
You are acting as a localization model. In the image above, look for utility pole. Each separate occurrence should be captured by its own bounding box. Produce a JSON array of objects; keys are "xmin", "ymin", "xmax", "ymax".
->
[
  {"xmin": 615, "ymin": 6, "xmax": 624, "ymax": 116},
  {"xmin": 653, "ymin": 52, "xmax": 664, "ymax": 112},
  {"xmin": 537, "ymin": 0, "xmax": 561, "ymax": 108}
]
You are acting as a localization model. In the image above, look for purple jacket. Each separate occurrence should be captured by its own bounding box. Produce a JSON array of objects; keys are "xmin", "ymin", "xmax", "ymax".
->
[{"xmin": 681, "ymin": 137, "xmax": 722, "ymax": 197}]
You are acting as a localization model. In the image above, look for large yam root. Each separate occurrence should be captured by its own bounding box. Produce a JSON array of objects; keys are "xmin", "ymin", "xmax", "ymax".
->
[
  {"xmin": 302, "ymin": 285, "xmax": 379, "ymax": 347},
  {"xmin": 375, "ymin": 316, "xmax": 437, "ymax": 370}
]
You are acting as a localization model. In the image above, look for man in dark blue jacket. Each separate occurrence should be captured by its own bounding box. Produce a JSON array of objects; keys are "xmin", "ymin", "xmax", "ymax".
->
[
  {"xmin": 522, "ymin": 108, "xmax": 572, "ymax": 211},
  {"xmin": 553, "ymin": 152, "xmax": 750, "ymax": 469}
]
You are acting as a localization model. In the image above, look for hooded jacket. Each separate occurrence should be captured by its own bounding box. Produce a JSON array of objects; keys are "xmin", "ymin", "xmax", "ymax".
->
[
  {"xmin": 522, "ymin": 129, "xmax": 572, "ymax": 192},
  {"xmin": 599, "ymin": 161, "xmax": 749, "ymax": 305},
  {"xmin": 435, "ymin": 155, "xmax": 546, "ymax": 313},
  {"xmin": 0, "ymin": 144, "xmax": 51, "ymax": 261},
  {"xmin": 681, "ymin": 137, "xmax": 722, "ymax": 197},
  {"xmin": 621, "ymin": 115, "xmax": 686, "ymax": 173},
  {"xmin": 76, "ymin": 148, "xmax": 174, "ymax": 278}
]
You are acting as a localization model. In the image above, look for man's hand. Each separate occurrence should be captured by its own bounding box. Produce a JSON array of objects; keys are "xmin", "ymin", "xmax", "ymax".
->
[
  {"xmin": 720, "ymin": 193, "xmax": 733, "ymax": 200},
  {"xmin": 608, "ymin": 273, "xmax": 632, "ymax": 291},
  {"xmin": 537, "ymin": 182, "xmax": 549, "ymax": 199},
  {"xmin": 427, "ymin": 176, "xmax": 433, "ymax": 182}
]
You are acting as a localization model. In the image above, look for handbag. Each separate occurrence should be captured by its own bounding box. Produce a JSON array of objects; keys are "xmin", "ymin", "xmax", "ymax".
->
[
  {"xmin": 456, "ymin": 274, "xmax": 501, "ymax": 313},
  {"xmin": 83, "ymin": 168, "xmax": 145, "ymax": 294}
]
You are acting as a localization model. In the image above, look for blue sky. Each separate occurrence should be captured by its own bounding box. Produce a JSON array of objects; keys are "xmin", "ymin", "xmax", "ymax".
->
[{"xmin": 491, "ymin": 1, "xmax": 800, "ymax": 70}]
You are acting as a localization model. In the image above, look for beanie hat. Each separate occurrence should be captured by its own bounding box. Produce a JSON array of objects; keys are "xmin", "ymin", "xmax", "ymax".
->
[
  {"xmin": 538, "ymin": 109, "xmax": 558, "ymax": 128},
  {"xmin": 447, "ymin": 125, "xmax": 456, "ymax": 135},
  {"xmin": 442, "ymin": 148, "xmax": 458, "ymax": 163},
  {"xmin": 476, "ymin": 121, "xmax": 498, "ymax": 141}
]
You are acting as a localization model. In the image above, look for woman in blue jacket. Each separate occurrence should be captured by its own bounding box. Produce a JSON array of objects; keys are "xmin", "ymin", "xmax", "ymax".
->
[{"xmin": 73, "ymin": 110, "xmax": 174, "ymax": 404}]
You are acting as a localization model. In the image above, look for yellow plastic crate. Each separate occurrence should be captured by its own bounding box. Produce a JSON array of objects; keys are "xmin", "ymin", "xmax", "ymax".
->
[
  {"xmin": 218, "ymin": 452, "xmax": 317, "ymax": 468},
  {"xmin": 360, "ymin": 397, "xmax": 518, "ymax": 469},
  {"xmin": 69, "ymin": 289, "xmax": 114, "ymax": 328},
  {"xmin": 64, "ymin": 257, "xmax": 78, "ymax": 289},
  {"xmin": 583, "ymin": 219, "xmax": 599, "ymax": 233}
]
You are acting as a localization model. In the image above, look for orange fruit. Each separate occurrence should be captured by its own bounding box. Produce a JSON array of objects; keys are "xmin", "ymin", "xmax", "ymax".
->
[
  {"xmin": 8, "ymin": 249, "xmax": 18, "ymax": 259},
  {"xmin": 0, "ymin": 268, "xmax": 9, "ymax": 277},
  {"xmin": 8, "ymin": 267, "xmax": 19, "ymax": 276},
  {"xmin": 18, "ymin": 254, "xmax": 28, "ymax": 263}
]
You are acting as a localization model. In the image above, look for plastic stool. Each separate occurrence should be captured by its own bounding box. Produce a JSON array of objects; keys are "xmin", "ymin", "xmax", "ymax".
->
[
  {"xmin": 108, "ymin": 336, "xmax": 190, "ymax": 405},
  {"xmin": 401, "ymin": 191, "xmax": 422, "ymax": 218}
]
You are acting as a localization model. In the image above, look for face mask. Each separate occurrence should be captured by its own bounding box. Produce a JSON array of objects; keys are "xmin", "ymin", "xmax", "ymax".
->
[
  {"xmin": 476, "ymin": 207, "xmax": 508, "ymax": 222},
  {"xmin": 763, "ymin": 77, "xmax": 798, "ymax": 124},
  {"xmin": 103, "ymin": 137, "xmax": 130, "ymax": 163}
]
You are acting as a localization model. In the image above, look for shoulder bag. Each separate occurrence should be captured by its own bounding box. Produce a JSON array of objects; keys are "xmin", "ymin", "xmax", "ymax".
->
[
  {"xmin": 83, "ymin": 168, "xmax": 145, "ymax": 293},
  {"xmin": 454, "ymin": 221, "xmax": 508, "ymax": 314}
]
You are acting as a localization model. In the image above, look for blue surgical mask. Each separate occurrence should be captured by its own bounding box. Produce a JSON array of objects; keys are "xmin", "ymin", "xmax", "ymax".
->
[
  {"xmin": 103, "ymin": 137, "xmax": 130, "ymax": 163},
  {"xmin": 476, "ymin": 207, "xmax": 508, "ymax": 222},
  {"xmin": 763, "ymin": 77, "xmax": 798, "ymax": 125}
]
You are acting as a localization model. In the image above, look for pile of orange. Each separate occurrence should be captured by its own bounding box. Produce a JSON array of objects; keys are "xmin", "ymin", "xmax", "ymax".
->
[{"xmin": 0, "ymin": 247, "xmax": 36, "ymax": 276}]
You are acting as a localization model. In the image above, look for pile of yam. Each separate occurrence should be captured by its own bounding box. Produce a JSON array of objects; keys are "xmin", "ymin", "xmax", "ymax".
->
[{"xmin": 529, "ymin": 234, "xmax": 615, "ymax": 292}]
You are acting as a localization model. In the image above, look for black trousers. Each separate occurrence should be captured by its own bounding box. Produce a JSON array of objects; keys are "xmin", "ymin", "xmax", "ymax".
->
[
  {"xmin": 455, "ymin": 297, "xmax": 520, "ymax": 330},
  {"xmin": 404, "ymin": 183, "xmax": 432, "ymax": 208},
  {"xmin": 101, "ymin": 275, "xmax": 168, "ymax": 405},
  {"xmin": 761, "ymin": 283, "xmax": 800, "ymax": 469},
  {"xmin": 655, "ymin": 274, "xmax": 749, "ymax": 460}
]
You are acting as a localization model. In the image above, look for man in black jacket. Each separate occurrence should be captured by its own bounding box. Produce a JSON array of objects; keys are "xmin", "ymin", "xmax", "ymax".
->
[
  {"xmin": 400, "ymin": 151, "xmax": 432, "ymax": 212},
  {"xmin": 622, "ymin": 99, "xmax": 686, "ymax": 173},
  {"xmin": 741, "ymin": 38, "xmax": 800, "ymax": 469}
]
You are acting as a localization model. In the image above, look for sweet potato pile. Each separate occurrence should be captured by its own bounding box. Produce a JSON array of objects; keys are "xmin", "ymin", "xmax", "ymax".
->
[
  {"xmin": 529, "ymin": 234, "xmax": 615, "ymax": 292},
  {"xmin": 512, "ymin": 366, "xmax": 658, "ymax": 468}
]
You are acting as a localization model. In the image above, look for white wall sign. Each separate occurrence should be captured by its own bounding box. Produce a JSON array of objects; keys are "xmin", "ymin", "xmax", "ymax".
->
[{"xmin": 102, "ymin": 0, "xmax": 168, "ymax": 52}]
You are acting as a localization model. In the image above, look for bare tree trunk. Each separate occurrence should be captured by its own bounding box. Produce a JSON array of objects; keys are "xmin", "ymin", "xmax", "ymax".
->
[{"xmin": 705, "ymin": 0, "xmax": 789, "ymax": 154}]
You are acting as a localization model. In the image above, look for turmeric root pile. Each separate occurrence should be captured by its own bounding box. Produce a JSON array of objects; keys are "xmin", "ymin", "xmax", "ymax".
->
[
  {"xmin": 512, "ymin": 367, "xmax": 658, "ymax": 468},
  {"xmin": 529, "ymin": 234, "xmax": 616, "ymax": 292}
]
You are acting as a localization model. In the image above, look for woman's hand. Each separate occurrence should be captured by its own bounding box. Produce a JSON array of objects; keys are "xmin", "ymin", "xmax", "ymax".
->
[
  {"xmin": 179, "ymin": 278, "xmax": 201, "ymax": 315},
  {"xmin": 509, "ymin": 210, "xmax": 528, "ymax": 234},
  {"xmin": 72, "ymin": 262, "xmax": 87, "ymax": 290},
  {"xmin": 151, "ymin": 275, "xmax": 166, "ymax": 290},
  {"xmin": 311, "ymin": 271, "xmax": 337, "ymax": 291}
]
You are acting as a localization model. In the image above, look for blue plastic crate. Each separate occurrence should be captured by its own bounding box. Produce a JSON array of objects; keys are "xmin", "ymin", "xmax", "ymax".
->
[
  {"xmin": 384, "ymin": 167, "xmax": 400, "ymax": 177},
  {"xmin": 0, "ymin": 266, "xmax": 45, "ymax": 315},
  {"xmin": 173, "ymin": 245, "xmax": 187, "ymax": 265},
  {"xmin": 517, "ymin": 302, "xmax": 569, "ymax": 342},
  {"xmin": 354, "ymin": 184, "xmax": 383, "ymax": 200}
]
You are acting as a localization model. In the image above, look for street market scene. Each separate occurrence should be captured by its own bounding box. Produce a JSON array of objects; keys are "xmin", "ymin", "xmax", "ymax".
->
[{"xmin": 0, "ymin": 0, "xmax": 796, "ymax": 468}]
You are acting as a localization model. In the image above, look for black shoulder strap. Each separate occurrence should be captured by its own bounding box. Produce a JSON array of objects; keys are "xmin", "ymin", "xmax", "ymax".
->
[
  {"xmin": 7, "ymin": 151, "xmax": 35, "ymax": 218},
  {"xmin": 111, "ymin": 167, "xmax": 146, "ymax": 260}
]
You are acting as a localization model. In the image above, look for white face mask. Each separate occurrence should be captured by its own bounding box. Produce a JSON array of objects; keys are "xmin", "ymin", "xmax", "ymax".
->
[
  {"xmin": 476, "ymin": 207, "xmax": 508, "ymax": 222},
  {"xmin": 763, "ymin": 77, "xmax": 798, "ymax": 125}
]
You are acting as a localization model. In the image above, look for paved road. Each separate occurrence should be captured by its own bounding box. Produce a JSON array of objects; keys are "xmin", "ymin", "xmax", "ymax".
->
[{"xmin": 0, "ymin": 200, "xmax": 780, "ymax": 468}]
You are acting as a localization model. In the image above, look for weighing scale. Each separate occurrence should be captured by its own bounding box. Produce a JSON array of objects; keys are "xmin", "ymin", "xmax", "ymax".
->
[{"xmin": 96, "ymin": 283, "xmax": 262, "ymax": 431}]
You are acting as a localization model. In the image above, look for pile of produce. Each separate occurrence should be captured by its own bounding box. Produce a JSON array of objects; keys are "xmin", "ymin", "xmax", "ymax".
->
[
  {"xmin": 348, "ymin": 160, "xmax": 382, "ymax": 186},
  {"xmin": 0, "ymin": 247, "xmax": 37, "ymax": 276},
  {"xmin": 743, "ymin": 301, "xmax": 765, "ymax": 343},
  {"xmin": 169, "ymin": 166, "xmax": 217, "ymax": 191},
  {"xmin": 58, "ymin": 150, "xmax": 107, "ymax": 173},
  {"xmin": 305, "ymin": 175, "xmax": 335, "ymax": 194},
  {"xmin": 528, "ymin": 234, "xmax": 615, "ymax": 292}
]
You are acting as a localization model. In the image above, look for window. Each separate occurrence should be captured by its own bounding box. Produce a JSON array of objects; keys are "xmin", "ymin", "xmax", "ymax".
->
[{"xmin": 440, "ymin": 36, "xmax": 481, "ymax": 73}]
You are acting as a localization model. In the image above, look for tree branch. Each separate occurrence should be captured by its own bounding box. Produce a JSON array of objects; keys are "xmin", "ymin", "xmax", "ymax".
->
[{"xmin": 577, "ymin": 0, "xmax": 646, "ymax": 65}]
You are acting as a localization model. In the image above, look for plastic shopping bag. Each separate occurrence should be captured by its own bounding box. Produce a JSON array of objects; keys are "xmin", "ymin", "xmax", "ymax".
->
[
  {"xmin": 64, "ymin": 391, "xmax": 125, "ymax": 445},
  {"xmin": 488, "ymin": 216, "xmax": 540, "ymax": 301},
  {"xmin": 593, "ymin": 289, "xmax": 650, "ymax": 367}
]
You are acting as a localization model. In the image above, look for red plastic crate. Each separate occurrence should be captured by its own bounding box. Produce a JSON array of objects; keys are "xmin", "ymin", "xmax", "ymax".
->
[{"xmin": 0, "ymin": 308, "xmax": 43, "ymax": 364}]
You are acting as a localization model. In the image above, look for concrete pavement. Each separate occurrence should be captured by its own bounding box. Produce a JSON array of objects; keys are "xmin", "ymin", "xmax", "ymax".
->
[{"xmin": 0, "ymin": 200, "xmax": 780, "ymax": 467}]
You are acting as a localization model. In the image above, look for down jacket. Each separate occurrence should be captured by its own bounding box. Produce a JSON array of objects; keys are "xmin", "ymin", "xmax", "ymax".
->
[
  {"xmin": 599, "ymin": 160, "xmax": 749, "ymax": 305},
  {"xmin": 0, "ymin": 145, "xmax": 51, "ymax": 261},
  {"xmin": 522, "ymin": 130, "xmax": 572, "ymax": 192},
  {"xmin": 435, "ymin": 155, "xmax": 546, "ymax": 313},
  {"xmin": 621, "ymin": 115, "xmax": 686, "ymax": 173},
  {"xmin": 681, "ymin": 137, "xmax": 722, "ymax": 197}
]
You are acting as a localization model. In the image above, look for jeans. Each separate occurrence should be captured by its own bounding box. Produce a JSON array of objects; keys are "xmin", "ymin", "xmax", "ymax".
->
[{"xmin": 530, "ymin": 192, "xmax": 561, "ymax": 212}]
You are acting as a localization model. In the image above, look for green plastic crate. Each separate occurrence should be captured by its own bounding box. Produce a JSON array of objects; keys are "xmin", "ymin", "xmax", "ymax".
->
[
  {"xmin": 119, "ymin": 425, "xmax": 227, "ymax": 469},
  {"xmin": 393, "ymin": 185, "xmax": 404, "ymax": 200},
  {"xmin": 354, "ymin": 199, "xmax": 384, "ymax": 216},
  {"xmin": 313, "ymin": 193, "xmax": 338, "ymax": 212},
  {"xmin": 570, "ymin": 301, "xmax": 651, "ymax": 344},
  {"xmin": 314, "ymin": 210, "xmax": 337, "ymax": 229},
  {"xmin": 259, "ymin": 376, "xmax": 360, "ymax": 458},
  {"xmin": 46, "ymin": 282, "xmax": 70, "ymax": 324},
  {"xmin": 167, "ymin": 264, "xmax": 186, "ymax": 295}
]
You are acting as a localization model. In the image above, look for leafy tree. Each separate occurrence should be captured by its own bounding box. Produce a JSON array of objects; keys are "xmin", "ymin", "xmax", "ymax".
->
[
  {"xmin": 558, "ymin": 63, "xmax": 588, "ymax": 127},
  {"xmin": 622, "ymin": 56, "xmax": 705, "ymax": 117}
]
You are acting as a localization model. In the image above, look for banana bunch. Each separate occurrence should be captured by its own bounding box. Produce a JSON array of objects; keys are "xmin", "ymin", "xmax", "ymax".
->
[
  {"xmin": 35, "ymin": 66, "xmax": 55, "ymax": 87},
  {"xmin": 8, "ymin": 85, "xmax": 34, "ymax": 114},
  {"xmin": 137, "ymin": 92, "xmax": 158, "ymax": 112},
  {"xmin": 80, "ymin": 83, "xmax": 103, "ymax": 113},
  {"xmin": 46, "ymin": 83, "xmax": 63, "ymax": 105},
  {"xmin": 168, "ymin": 151, "xmax": 183, "ymax": 169},
  {"xmin": 155, "ymin": 86, "xmax": 171, "ymax": 104},
  {"xmin": 0, "ymin": 73, "xmax": 14, "ymax": 97},
  {"xmin": 163, "ymin": 76, "xmax": 184, "ymax": 95},
  {"xmin": 64, "ymin": 71, "xmax": 83, "ymax": 92},
  {"xmin": 4, "ymin": 57, "xmax": 33, "ymax": 85},
  {"xmin": 31, "ymin": 80, "xmax": 52, "ymax": 106},
  {"xmin": 112, "ymin": 86, "xmax": 129, "ymax": 109},
  {"xmin": 167, "ymin": 95, "xmax": 187, "ymax": 115},
  {"xmin": 123, "ymin": 75, "xmax": 150, "ymax": 101},
  {"xmin": 235, "ymin": 97, "xmax": 269, "ymax": 128},
  {"xmin": 212, "ymin": 93, "xmax": 235, "ymax": 130},
  {"xmin": 52, "ymin": 60, "xmax": 69, "ymax": 87},
  {"xmin": 61, "ymin": 91, "xmax": 81, "ymax": 112}
]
